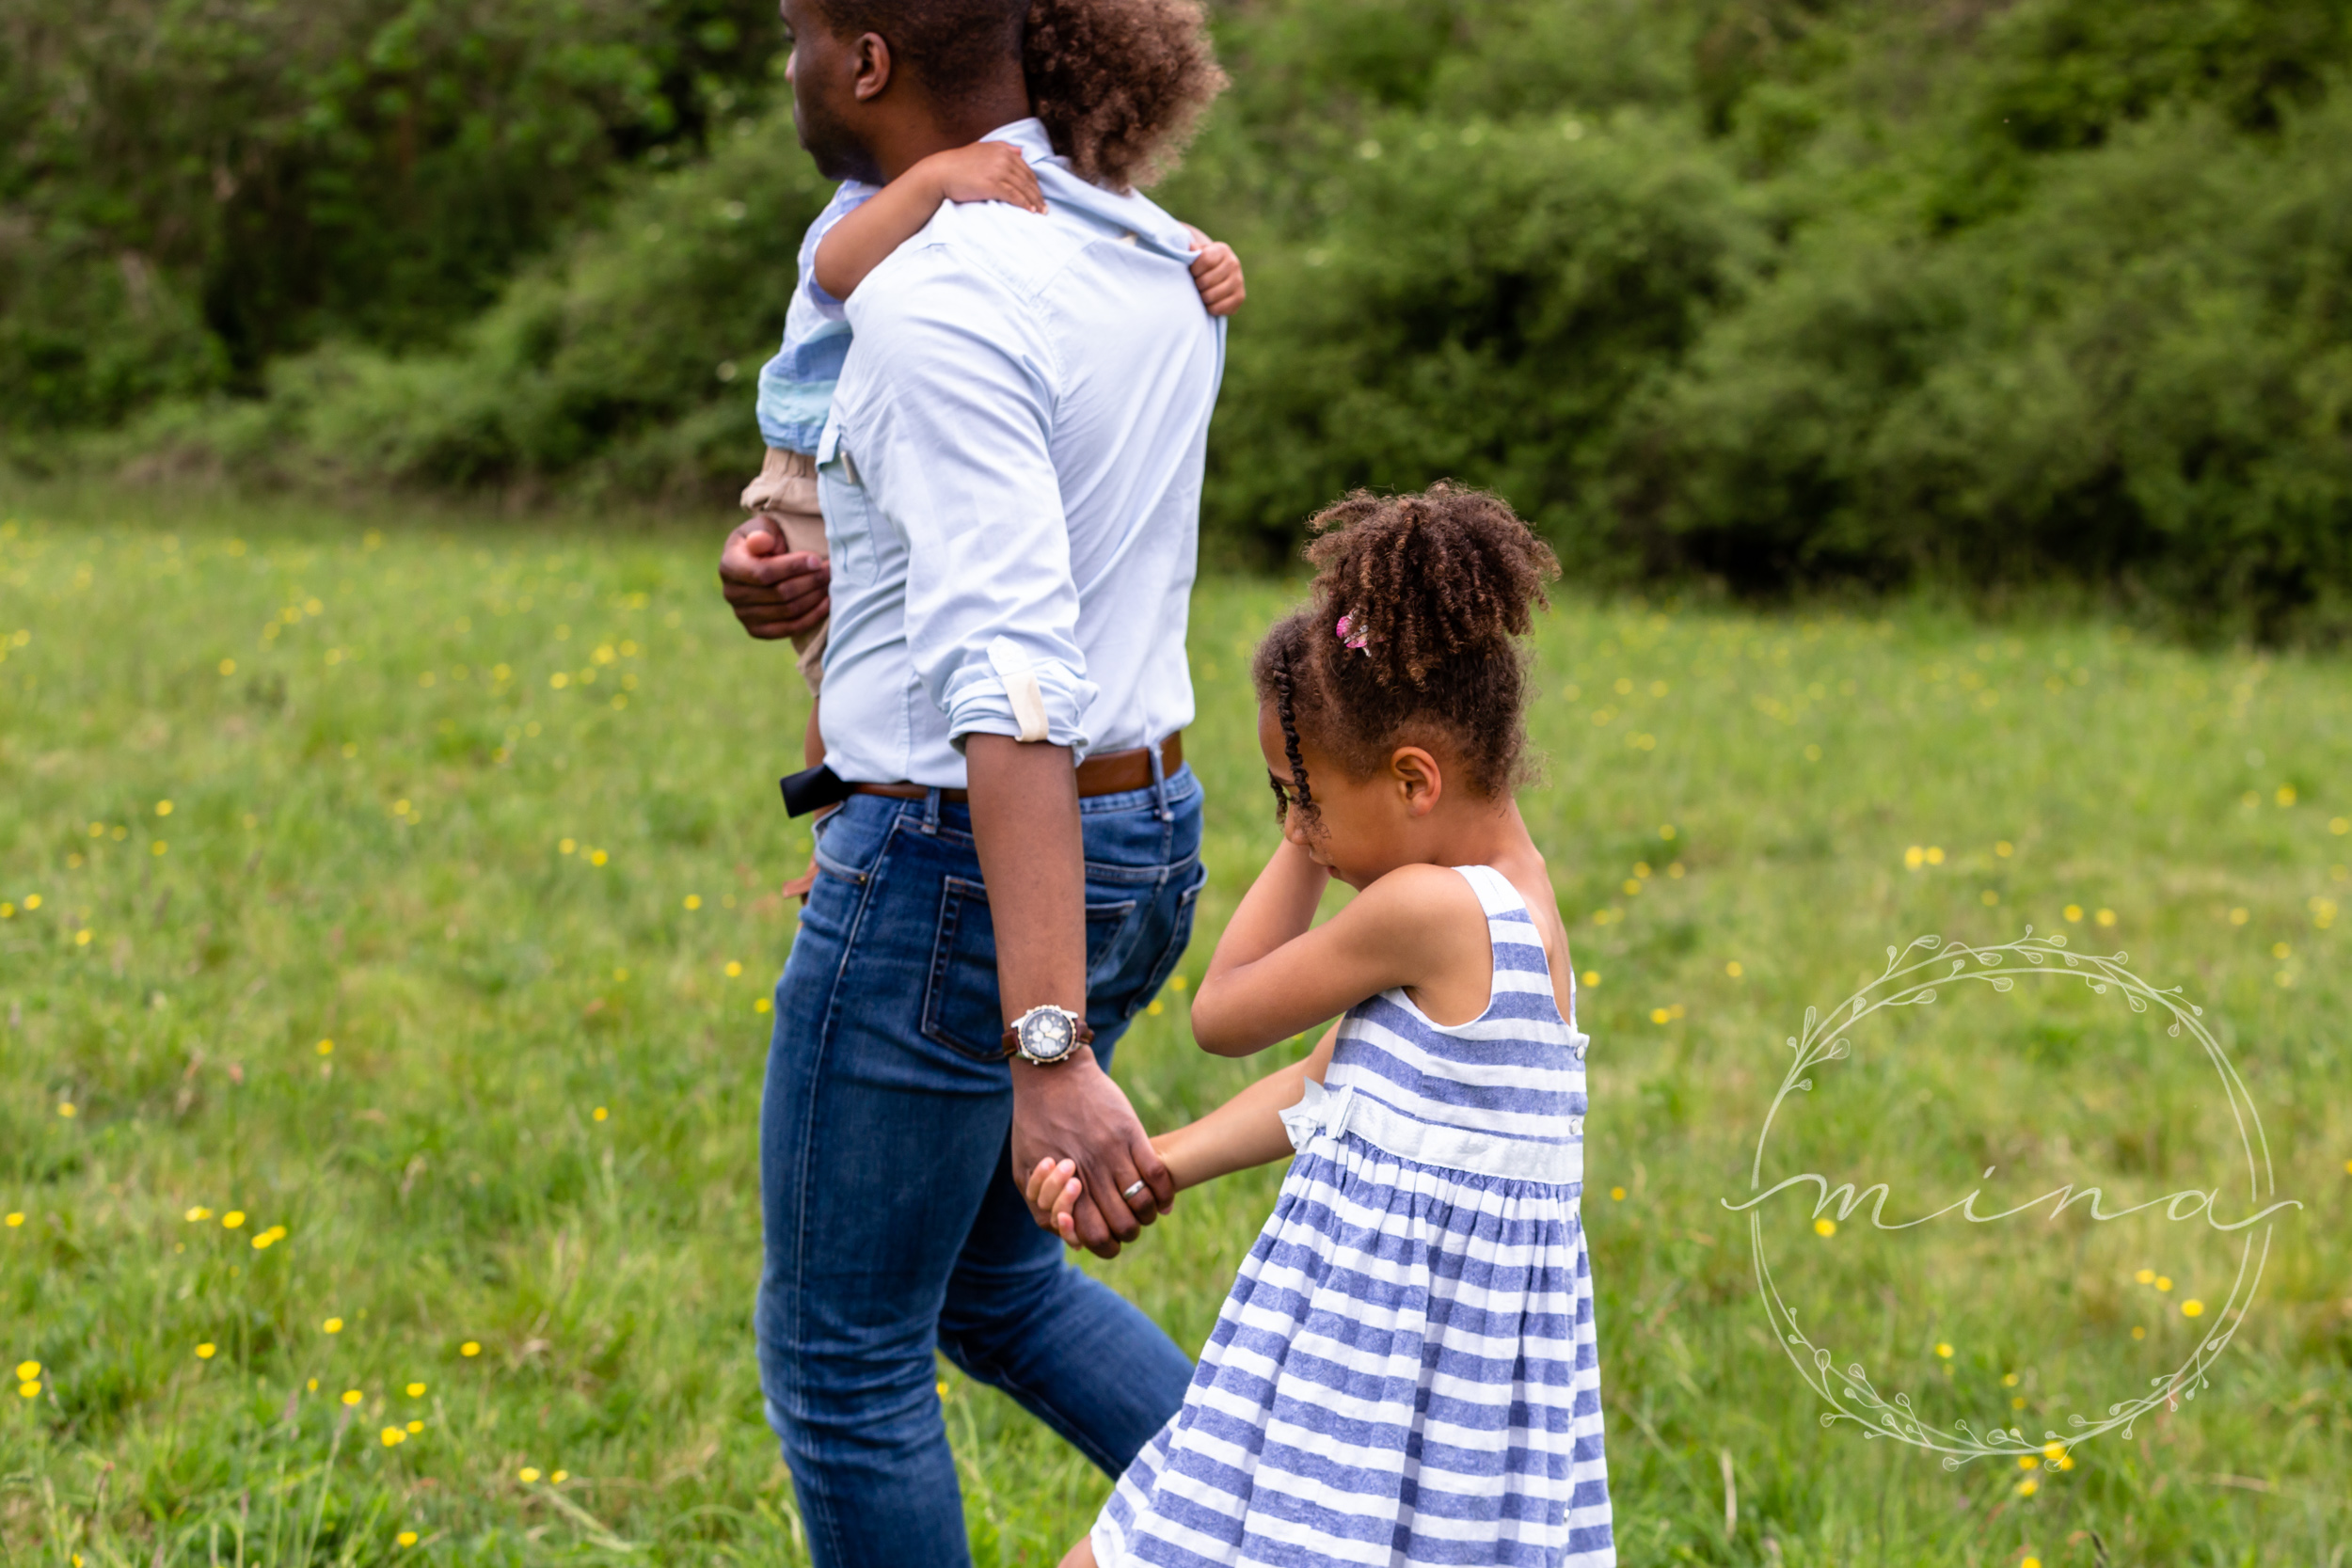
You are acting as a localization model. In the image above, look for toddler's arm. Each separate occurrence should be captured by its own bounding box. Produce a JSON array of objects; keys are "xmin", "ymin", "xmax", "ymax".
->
[
  {"xmin": 1025, "ymin": 1024, "xmax": 1338, "ymax": 1243},
  {"xmin": 1181, "ymin": 222, "xmax": 1246, "ymax": 317},
  {"xmin": 812, "ymin": 142, "xmax": 1045, "ymax": 300}
]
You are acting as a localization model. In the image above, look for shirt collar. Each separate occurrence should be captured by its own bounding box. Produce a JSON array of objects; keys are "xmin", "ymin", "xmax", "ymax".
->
[
  {"xmin": 980, "ymin": 118, "xmax": 1057, "ymax": 164},
  {"xmin": 980, "ymin": 117, "xmax": 1193, "ymax": 260}
]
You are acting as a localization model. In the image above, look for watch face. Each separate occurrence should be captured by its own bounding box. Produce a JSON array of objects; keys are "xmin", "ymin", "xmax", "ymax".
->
[{"xmin": 1021, "ymin": 1008, "xmax": 1076, "ymax": 1062}]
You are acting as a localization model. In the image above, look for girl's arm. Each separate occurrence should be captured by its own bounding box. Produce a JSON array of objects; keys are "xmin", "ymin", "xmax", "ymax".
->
[
  {"xmin": 1185, "ymin": 839, "xmax": 1490, "ymax": 1058},
  {"xmin": 812, "ymin": 142, "xmax": 1044, "ymax": 301},
  {"xmin": 1025, "ymin": 1025, "xmax": 1338, "ymax": 1241}
]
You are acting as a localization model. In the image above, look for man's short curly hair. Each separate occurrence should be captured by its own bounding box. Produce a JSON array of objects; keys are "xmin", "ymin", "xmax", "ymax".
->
[
  {"xmin": 1024, "ymin": 0, "xmax": 1227, "ymax": 191},
  {"xmin": 809, "ymin": 0, "xmax": 1028, "ymax": 106}
]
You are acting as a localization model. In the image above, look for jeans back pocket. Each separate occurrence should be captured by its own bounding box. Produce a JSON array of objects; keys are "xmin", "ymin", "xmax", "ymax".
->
[{"xmin": 921, "ymin": 877, "xmax": 1139, "ymax": 1062}]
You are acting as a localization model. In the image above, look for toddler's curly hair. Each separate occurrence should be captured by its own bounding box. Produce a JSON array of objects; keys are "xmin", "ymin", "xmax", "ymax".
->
[
  {"xmin": 1024, "ymin": 0, "xmax": 1227, "ymax": 191},
  {"xmin": 1251, "ymin": 483, "xmax": 1560, "ymax": 827}
]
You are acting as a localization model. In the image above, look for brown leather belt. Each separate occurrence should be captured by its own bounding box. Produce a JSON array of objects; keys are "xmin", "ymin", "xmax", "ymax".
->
[{"xmin": 850, "ymin": 734, "xmax": 1183, "ymax": 805}]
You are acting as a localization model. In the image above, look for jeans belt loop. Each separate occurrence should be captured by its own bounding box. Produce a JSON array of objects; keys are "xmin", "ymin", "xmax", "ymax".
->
[
  {"xmin": 921, "ymin": 786, "xmax": 941, "ymax": 835},
  {"xmin": 1148, "ymin": 736, "xmax": 1171, "ymax": 823}
]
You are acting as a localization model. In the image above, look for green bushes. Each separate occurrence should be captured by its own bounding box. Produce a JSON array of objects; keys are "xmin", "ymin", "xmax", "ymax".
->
[
  {"xmin": 0, "ymin": 0, "xmax": 784, "ymax": 424},
  {"xmin": 12, "ymin": 0, "xmax": 2352, "ymax": 628},
  {"xmin": 1200, "ymin": 109, "xmax": 1763, "ymax": 567},
  {"xmin": 1626, "ymin": 96, "xmax": 2352, "ymax": 636}
]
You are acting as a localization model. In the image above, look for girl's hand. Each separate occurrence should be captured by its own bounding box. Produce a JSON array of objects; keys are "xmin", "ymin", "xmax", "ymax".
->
[
  {"xmin": 1022, "ymin": 1155, "xmax": 1086, "ymax": 1247},
  {"xmin": 1182, "ymin": 223, "xmax": 1247, "ymax": 317},
  {"xmin": 921, "ymin": 142, "xmax": 1046, "ymax": 214}
]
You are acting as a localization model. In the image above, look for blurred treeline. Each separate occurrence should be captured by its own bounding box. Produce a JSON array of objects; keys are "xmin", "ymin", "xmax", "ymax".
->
[{"xmin": 7, "ymin": 0, "xmax": 2351, "ymax": 631}]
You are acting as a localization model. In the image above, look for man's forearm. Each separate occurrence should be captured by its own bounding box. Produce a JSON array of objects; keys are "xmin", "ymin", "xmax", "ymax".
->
[{"xmin": 964, "ymin": 734, "xmax": 1087, "ymax": 1022}]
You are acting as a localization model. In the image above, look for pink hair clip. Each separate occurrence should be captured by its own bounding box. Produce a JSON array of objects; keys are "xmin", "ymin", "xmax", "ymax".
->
[{"xmin": 1335, "ymin": 613, "xmax": 1370, "ymax": 653}]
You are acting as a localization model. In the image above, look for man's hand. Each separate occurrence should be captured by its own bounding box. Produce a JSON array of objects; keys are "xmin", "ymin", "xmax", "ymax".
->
[
  {"xmin": 721, "ymin": 515, "xmax": 831, "ymax": 640},
  {"xmin": 1009, "ymin": 1053, "xmax": 1172, "ymax": 1259}
]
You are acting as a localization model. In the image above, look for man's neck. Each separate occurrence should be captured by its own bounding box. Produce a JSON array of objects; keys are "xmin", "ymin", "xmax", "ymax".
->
[{"xmin": 869, "ymin": 76, "xmax": 1034, "ymax": 182}]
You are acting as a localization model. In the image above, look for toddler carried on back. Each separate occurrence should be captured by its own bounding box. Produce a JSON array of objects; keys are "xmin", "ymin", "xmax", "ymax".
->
[{"xmin": 738, "ymin": 0, "xmax": 1243, "ymax": 800}]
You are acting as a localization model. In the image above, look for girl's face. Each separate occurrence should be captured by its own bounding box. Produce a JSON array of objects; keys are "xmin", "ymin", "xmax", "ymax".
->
[{"xmin": 1256, "ymin": 702, "xmax": 1444, "ymax": 890}]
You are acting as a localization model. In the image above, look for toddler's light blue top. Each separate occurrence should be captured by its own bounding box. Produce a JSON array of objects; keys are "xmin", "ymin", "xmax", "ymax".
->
[{"xmin": 753, "ymin": 180, "xmax": 879, "ymax": 455}]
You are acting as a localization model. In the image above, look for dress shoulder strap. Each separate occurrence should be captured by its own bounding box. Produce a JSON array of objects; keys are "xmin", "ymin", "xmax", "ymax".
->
[
  {"xmin": 1451, "ymin": 863, "xmax": 1531, "ymax": 921},
  {"xmin": 1452, "ymin": 864, "xmax": 1579, "ymax": 1032}
]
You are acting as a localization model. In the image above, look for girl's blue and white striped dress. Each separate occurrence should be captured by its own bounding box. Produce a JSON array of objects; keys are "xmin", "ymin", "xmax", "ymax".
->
[{"xmin": 1095, "ymin": 864, "xmax": 1613, "ymax": 1568}]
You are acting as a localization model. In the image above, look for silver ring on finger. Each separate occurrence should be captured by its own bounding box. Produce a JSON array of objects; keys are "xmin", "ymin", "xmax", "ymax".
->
[{"xmin": 1120, "ymin": 1180, "xmax": 1151, "ymax": 1206}]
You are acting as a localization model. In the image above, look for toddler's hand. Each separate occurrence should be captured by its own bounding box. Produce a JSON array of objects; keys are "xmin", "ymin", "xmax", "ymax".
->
[
  {"xmin": 1022, "ymin": 1155, "xmax": 1086, "ymax": 1248},
  {"xmin": 1182, "ymin": 223, "xmax": 1246, "ymax": 317},
  {"xmin": 923, "ymin": 142, "xmax": 1045, "ymax": 214}
]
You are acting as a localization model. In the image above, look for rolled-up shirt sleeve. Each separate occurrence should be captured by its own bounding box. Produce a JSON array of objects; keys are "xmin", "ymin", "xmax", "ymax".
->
[{"xmin": 843, "ymin": 257, "xmax": 1097, "ymax": 757}]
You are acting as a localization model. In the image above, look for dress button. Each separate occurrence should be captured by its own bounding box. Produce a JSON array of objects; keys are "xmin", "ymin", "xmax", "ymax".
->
[{"xmin": 1569, "ymin": 1116, "xmax": 1584, "ymax": 1135}]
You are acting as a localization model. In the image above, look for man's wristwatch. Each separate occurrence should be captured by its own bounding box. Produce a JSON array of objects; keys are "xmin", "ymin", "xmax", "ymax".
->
[{"xmin": 1002, "ymin": 1004, "xmax": 1093, "ymax": 1067}]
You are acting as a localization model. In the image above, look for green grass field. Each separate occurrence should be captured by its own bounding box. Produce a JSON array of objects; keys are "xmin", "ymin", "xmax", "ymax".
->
[{"xmin": 3, "ymin": 487, "xmax": 2347, "ymax": 1567}]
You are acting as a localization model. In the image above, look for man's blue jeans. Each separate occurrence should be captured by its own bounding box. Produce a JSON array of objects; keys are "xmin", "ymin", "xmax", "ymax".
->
[{"xmin": 756, "ymin": 768, "xmax": 1205, "ymax": 1566}]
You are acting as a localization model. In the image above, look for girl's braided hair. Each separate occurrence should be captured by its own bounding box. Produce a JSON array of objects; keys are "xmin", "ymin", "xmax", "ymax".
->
[
  {"xmin": 1251, "ymin": 483, "xmax": 1560, "ymax": 828},
  {"xmin": 1023, "ymin": 0, "xmax": 1227, "ymax": 192}
]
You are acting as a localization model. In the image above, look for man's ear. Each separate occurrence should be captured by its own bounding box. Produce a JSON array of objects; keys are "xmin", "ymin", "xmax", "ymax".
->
[
  {"xmin": 851, "ymin": 32, "xmax": 892, "ymax": 101},
  {"xmin": 1390, "ymin": 746, "xmax": 1443, "ymax": 817}
]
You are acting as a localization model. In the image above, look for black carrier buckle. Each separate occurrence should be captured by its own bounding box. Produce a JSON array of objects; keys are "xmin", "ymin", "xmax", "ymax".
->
[{"xmin": 779, "ymin": 764, "xmax": 854, "ymax": 817}]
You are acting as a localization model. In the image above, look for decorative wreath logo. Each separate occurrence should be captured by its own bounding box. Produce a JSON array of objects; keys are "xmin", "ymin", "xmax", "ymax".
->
[{"xmin": 1729, "ymin": 931, "xmax": 2296, "ymax": 1468}]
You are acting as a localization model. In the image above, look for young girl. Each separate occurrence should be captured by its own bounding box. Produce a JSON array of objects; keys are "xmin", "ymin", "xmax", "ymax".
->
[
  {"xmin": 1027, "ymin": 484, "xmax": 1615, "ymax": 1567},
  {"xmin": 739, "ymin": 0, "xmax": 1243, "ymax": 818}
]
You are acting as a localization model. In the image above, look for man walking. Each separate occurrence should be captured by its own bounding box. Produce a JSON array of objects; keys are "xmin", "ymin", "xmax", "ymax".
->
[{"xmin": 717, "ymin": 0, "xmax": 1223, "ymax": 1560}]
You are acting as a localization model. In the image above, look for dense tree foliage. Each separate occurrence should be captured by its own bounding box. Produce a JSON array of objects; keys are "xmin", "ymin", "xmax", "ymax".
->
[
  {"xmin": 1, "ymin": 0, "xmax": 782, "ymax": 420},
  {"xmin": 8, "ymin": 0, "xmax": 2351, "ymax": 630}
]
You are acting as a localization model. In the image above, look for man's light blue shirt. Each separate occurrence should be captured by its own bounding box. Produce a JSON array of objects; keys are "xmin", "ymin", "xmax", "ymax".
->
[{"xmin": 814, "ymin": 119, "xmax": 1225, "ymax": 786}]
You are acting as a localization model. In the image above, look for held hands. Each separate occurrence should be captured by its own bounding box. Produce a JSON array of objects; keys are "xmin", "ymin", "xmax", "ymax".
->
[
  {"xmin": 1024, "ymin": 1156, "xmax": 1087, "ymax": 1247},
  {"xmin": 917, "ymin": 141, "xmax": 1046, "ymax": 214},
  {"xmin": 1182, "ymin": 223, "xmax": 1247, "ymax": 317},
  {"xmin": 1007, "ymin": 1053, "xmax": 1173, "ymax": 1259}
]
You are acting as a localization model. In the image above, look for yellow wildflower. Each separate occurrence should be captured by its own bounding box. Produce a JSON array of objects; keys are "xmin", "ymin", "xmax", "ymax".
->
[
  {"xmin": 518, "ymin": 1467, "xmax": 542, "ymax": 1483},
  {"xmin": 342, "ymin": 1389, "xmax": 363, "ymax": 1406},
  {"xmin": 407, "ymin": 1382, "xmax": 426, "ymax": 1398},
  {"xmin": 222, "ymin": 1212, "xmax": 245, "ymax": 1229},
  {"xmin": 381, "ymin": 1426, "xmax": 405, "ymax": 1447},
  {"xmin": 323, "ymin": 1317, "xmax": 343, "ymax": 1333},
  {"xmin": 196, "ymin": 1344, "xmax": 215, "ymax": 1360},
  {"xmin": 461, "ymin": 1341, "xmax": 482, "ymax": 1357},
  {"xmin": 2182, "ymin": 1300, "xmax": 2203, "ymax": 1318},
  {"xmin": 397, "ymin": 1533, "xmax": 418, "ymax": 1548},
  {"xmin": 1813, "ymin": 1218, "xmax": 1836, "ymax": 1237}
]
